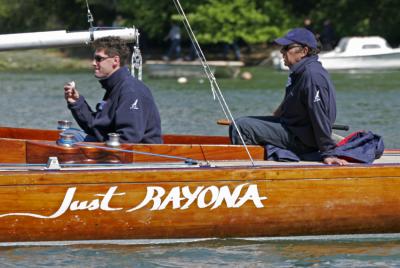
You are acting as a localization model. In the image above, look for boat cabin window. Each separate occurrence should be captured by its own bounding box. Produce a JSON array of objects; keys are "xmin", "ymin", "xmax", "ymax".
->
[
  {"xmin": 335, "ymin": 38, "xmax": 349, "ymax": 52},
  {"xmin": 362, "ymin": 44, "xmax": 381, "ymax": 49}
]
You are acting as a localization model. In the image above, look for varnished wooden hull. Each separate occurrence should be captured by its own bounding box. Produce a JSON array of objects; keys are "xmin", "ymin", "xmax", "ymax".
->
[
  {"xmin": 1, "ymin": 126, "xmax": 400, "ymax": 242},
  {"xmin": 1, "ymin": 164, "xmax": 400, "ymax": 242}
]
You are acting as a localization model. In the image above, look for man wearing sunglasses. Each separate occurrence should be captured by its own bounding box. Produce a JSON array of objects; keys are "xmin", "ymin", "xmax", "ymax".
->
[
  {"xmin": 63, "ymin": 36, "xmax": 162, "ymax": 144},
  {"xmin": 230, "ymin": 28, "xmax": 347, "ymax": 165}
]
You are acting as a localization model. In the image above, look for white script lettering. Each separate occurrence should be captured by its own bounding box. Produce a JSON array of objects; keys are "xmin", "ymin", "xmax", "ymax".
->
[
  {"xmin": 0, "ymin": 186, "xmax": 125, "ymax": 218},
  {"xmin": 127, "ymin": 183, "xmax": 267, "ymax": 211},
  {"xmin": 0, "ymin": 183, "xmax": 267, "ymax": 218}
]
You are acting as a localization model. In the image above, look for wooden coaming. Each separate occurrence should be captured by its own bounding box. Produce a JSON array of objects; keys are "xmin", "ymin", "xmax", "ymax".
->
[
  {"xmin": 22, "ymin": 140, "xmax": 264, "ymax": 164},
  {"xmin": 0, "ymin": 126, "xmax": 60, "ymax": 141},
  {"xmin": 0, "ymin": 138, "xmax": 26, "ymax": 163},
  {"xmin": 0, "ymin": 126, "xmax": 231, "ymax": 144},
  {"xmin": 0, "ymin": 137, "xmax": 263, "ymax": 164}
]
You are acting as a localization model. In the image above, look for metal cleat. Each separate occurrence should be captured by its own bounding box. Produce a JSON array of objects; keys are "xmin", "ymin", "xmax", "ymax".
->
[{"xmin": 46, "ymin": 157, "xmax": 61, "ymax": 170}]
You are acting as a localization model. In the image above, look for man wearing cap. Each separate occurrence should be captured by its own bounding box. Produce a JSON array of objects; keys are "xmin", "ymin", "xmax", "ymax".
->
[{"xmin": 229, "ymin": 28, "xmax": 347, "ymax": 165}]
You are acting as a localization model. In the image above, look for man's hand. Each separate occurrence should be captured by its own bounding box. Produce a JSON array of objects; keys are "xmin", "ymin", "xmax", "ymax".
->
[
  {"xmin": 323, "ymin": 156, "xmax": 349, "ymax": 166},
  {"xmin": 64, "ymin": 81, "xmax": 79, "ymax": 104}
]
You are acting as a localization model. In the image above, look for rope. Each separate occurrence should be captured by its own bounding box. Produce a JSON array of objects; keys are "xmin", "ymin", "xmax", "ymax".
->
[
  {"xmin": 171, "ymin": 0, "xmax": 255, "ymax": 166},
  {"xmin": 0, "ymin": 163, "xmax": 195, "ymax": 168}
]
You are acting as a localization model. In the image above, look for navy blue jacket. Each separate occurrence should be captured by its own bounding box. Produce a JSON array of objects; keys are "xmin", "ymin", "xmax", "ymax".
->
[
  {"xmin": 280, "ymin": 55, "xmax": 336, "ymax": 156},
  {"xmin": 68, "ymin": 67, "xmax": 162, "ymax": 144}
]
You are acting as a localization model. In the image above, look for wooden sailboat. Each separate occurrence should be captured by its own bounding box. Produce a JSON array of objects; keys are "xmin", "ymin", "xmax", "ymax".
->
[
  {"xmin": 1, "ymin": 1, "xmax": 399, "ymax": 244},
  {"xmin": 1, "ymin": 126, "xmax": 400, "ymax": 243}
]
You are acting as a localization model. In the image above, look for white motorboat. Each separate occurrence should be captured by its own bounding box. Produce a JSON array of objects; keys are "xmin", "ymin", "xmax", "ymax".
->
[{"xmin": 272, "ymin": 36, "xmax": 400, "ymax": 70}]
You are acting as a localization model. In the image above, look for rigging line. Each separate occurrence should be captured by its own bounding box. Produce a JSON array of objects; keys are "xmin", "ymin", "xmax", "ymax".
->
[
  {"xmin": 0, "ymin": 163, "xmax": 193, "ymax": 168},
  {"xmin": 183, "ymin": 22, "xmax": 230, "ymax": 120},
  {"xmin": 172, "ymin": 2, "xmax": 233, "ymax": 124},
  {"xmin": 172, "ymin": 0, "xmax": 255, "ymax": 165},
  {"xmin": 171, "ymin": 1, "xmax": 222, "ymax": 106},
  {"xmin": 171, "ymin": 1, "xmax": 226, "ymax": 116},
  {"xmin": 183, "ymin": 23, "xmax": 229, "ymax": 120},
  {"xmin": 171, "ymin": 1, "xmax": 238, "ymax": 126},
  {"xmin": 74, "ymin": 143, "xmax": 198, "ymax": 165},
  {"xmin": 0, "ymin": 163, "xmax": 120, "ymax": 167},
  {"xmin": 85, "ymin": 0, "xmax": 95, "ymax": 28},
  {"xmin": 0, "ymin": 164, "xmax": 45, "ymax": 167}
]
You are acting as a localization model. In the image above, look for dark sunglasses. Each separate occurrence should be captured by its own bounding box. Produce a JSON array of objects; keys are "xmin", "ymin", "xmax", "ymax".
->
[
  {"xmin": 281, "ymin": 44, "xmax": 304, "ymax": 52},
  {"xmin": 94, "ymin": 55, "xmax": 112, "ymax": 62}
]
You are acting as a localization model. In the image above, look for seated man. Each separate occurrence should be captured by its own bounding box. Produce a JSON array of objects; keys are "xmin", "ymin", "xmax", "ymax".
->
[
  {"xmin": 63, "ymin": 36, "xmax": 162, "ymax": 144},
  {"xmin": 229, "ymin": 28, "xmax": 347, "ymax": 165}
]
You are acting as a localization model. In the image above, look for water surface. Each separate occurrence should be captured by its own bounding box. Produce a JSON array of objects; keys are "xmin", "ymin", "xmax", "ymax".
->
[
  {"xmin": 0, "ymin": 68, "xmax": 400, "ymax": 266},
  {"xmin": 0, "ymin": 68, "xmax": 399, "ymax": 147},
  {"xmin": 2, "ymin": 236, "xmax": 400, "ymax": 267}
]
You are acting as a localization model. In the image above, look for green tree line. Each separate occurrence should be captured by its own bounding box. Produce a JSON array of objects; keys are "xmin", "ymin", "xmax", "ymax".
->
[{"xmin": 1, "ymin": 0, "xmax": 400, "ymax": 46}]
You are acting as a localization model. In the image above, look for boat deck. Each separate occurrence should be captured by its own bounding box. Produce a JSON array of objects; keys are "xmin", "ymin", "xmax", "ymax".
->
[
  {"xmin": 210, "ymin": 152, "xmax": 400, "ymax": 167},
  {"xmin": 0, "ymin": 127, "xmax": 399, "ymax": 171},
  {"xmin": 1, "ymin": 152, "xmax": 399, "ymax": 172}
]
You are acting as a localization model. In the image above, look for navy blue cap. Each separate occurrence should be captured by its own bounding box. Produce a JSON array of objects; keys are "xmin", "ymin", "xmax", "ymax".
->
[{"xmin": 275, "ymin": 28, "xmax": 317, "ymax": 49}]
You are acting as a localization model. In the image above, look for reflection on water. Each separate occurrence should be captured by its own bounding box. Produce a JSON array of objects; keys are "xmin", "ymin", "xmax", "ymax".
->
[{"xmin": 2, "ymin": 237, "xmax": 400, "ymax": 267}]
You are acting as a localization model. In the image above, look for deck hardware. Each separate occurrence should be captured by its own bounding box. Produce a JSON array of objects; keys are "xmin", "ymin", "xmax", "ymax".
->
[
  {"xmin": 57, "ymin": 132, "xmax": 75, "ymax": 147},
  {"xmin": 106, "ymin": 133, "xmax": 121, "ymax": 147},
  {"xmin": 57, "ymin": 120, "xmax": 72, "ymax": 130},
  {"xmin": 46, "ymin": 157, "xmax": 61, "ymax": 170}
]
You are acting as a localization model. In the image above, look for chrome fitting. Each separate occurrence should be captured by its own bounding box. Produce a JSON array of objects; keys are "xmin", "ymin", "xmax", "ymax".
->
[
  {"xmin": 57, "ymin": 120, "xmax": 72, "ymax": 130},
  {"xmin": 106, "ymin": 133, "xmax": 121, "ymax": 147},
  {"xmin": 57, "ymin": 132, "xmax": 75, "ymax": 147}
]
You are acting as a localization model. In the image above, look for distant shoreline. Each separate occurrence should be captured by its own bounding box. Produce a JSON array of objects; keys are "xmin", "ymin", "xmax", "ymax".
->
[
  {"xmin": 0, "ymin": 44, "xmax": 275, "ymax": 72},
  {"xmin": 0, "ymin": 49, "xmax": 91, "ymax": 73}
]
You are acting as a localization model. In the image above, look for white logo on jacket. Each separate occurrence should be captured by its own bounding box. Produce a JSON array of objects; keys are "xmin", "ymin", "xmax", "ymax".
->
[
  {"xmin": 130, "ymin": 99, "xmax": 139, "ymax": 110},
  {"xmin": 97, "ymin": 101, "xmax": 107, "ymax": 111},
  {"xmin": 285, "ymin": 76, "xmax": 292, "ymax": 88},
  {"xmin": 314, "ymin": 90, "xmax": 321, "ymax": 102}
]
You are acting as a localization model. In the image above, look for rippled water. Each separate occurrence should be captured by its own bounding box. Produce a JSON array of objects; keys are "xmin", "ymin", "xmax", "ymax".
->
[
  {"xmin": 0, "ymin": 68, "xmax": 399, "ymax": 147},
  {"xmin": 2, "ymin": 236, "xmax": 400, "ymax": 267},
  {"xmin": 1, "ymin": 68, "xmax": 400, "ymax": 266}
]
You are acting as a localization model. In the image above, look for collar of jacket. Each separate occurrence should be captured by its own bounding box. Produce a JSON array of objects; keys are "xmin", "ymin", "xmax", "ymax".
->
[
  {"xmin": 290, "ymin": 55, "xmax": 319, "ymax": 74},
  {"xmin": 99, "ymin": 66, "xmax": 130, "ymax": 91}
]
